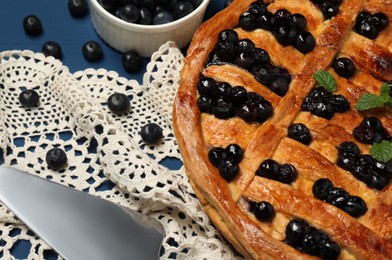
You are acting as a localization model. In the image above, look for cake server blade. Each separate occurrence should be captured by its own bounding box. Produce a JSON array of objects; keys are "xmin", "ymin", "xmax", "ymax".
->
[{"xmin": 0, "ymin": 166, "xmax": 164, "ymax": 260}]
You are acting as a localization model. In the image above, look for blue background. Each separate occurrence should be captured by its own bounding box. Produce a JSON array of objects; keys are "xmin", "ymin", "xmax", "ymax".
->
[{"xmin": 0, "ymin": 0, "xmax": 227, "ymax": 258}]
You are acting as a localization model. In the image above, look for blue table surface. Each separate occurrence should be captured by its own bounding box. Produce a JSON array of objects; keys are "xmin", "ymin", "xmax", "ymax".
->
[{"xmin": 0, "ymin": 0, "xmax": 227, "ymax": 258}]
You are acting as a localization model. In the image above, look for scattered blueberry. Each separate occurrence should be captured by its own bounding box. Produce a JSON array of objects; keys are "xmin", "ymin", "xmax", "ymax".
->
[
  {"xmin": 41, "ymin": 41, "xmax": 62, "ymax": 60},
  {"xmin": 140, "ymin": 123, "xmax": 163, "ymax": 144},
  {"xmin": 107, "ymin": 93, "xmax": 130, "ymax": 114},
  {"xmin": 46, "ymin": 148, "xmax": 68, "ymax": 169},
  {"xmin": 68, "ymin": 0, "xmax": 89, "ymax": 18},
  {"xmin": 19, "ymin": 89, "xmax": 40, "ymax": 108},
  {"xmin": 23, "ymin": 15, "xmax": 43, "ymax": 36},
  {"xmin": 82, "ymin": 41, "xmax": 104, "ymax": 62},
  {"xmin": 122, "ymin": 50, "xmax": 143, "ymax": 72}
]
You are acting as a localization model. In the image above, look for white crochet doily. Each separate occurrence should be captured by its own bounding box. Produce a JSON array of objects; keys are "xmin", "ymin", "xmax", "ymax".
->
[{"xmin": 0, "ymin": 42, "xmax": 240, "ymax": 260}]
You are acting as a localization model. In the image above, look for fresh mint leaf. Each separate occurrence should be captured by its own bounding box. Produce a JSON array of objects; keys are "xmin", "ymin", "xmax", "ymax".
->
[
  {"xmin": 356, "ymin": 83, "xmax": 392, "ymax": 111},
  {"xmin": 380, "ymin": 83, "xmax": 391, "ymax": 98},
  {"xmin": 355, "ymin": 93, "xmax": 384, "ymax": 110},
  {"xmin": 313, "ymin": 70, "xmax": 337, "ymax": 92},
  {"xmin": 370, "ymin": 140, "xmax": 392, "ymax": 163}
]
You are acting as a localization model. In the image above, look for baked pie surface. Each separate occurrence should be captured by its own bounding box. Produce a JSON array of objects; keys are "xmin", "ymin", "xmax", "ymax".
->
[{"xmin": 173, "ymin": 0, "xmax": 392, "ymax": 259}]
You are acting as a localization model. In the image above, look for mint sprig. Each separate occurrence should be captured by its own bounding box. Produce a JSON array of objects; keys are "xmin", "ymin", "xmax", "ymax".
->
[
  {"xmin": 356, "ymin": 83, "xmax": 392, "ymax": 111},
  {"xmin": 313, "ymin": 70, "xmax": 337, "ymax": 92},
  {"xmin": 370, "ymin": 140, "xmax": 392, "ymax": 163}
]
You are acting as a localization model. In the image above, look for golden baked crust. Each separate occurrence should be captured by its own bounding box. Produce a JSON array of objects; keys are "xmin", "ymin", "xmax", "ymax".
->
[{"xmin": 173, "ymin": 0, "xmax": 392, "ymax": 259}]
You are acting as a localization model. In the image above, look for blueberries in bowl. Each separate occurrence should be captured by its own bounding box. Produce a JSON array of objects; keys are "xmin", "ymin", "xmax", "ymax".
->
[{"xmin": 100, "ymin": 0, "xmax": 203, "ymax": 25}]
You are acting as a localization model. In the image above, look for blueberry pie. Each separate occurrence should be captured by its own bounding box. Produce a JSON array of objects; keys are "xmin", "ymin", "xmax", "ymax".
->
[{"xmin": 173, "ymin": 0, "xmax": 392, "ymax": 258}]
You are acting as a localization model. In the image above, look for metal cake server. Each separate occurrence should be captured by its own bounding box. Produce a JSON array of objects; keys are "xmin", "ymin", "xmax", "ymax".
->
[{"xmin": 0, "ymin": 166, "xmax": 164, "ymax": 260}]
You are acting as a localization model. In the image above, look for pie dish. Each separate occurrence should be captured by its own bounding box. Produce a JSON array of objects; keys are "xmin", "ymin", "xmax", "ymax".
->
[{"xmin": 173, "ymin": 0, "xmax": 392, "ymax": 259}]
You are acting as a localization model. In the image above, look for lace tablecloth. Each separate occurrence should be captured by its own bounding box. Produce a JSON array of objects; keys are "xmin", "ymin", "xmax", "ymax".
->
[{"xmin": 0, "ymin": 42, "xmax": 240, "ymax": 259}]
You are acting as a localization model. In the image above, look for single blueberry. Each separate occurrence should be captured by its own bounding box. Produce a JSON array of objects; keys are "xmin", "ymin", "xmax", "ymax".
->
[
  {"xmin": 107, "ymin": 93, "xmax": 130, "ymax": 114},
  {"xmin": 122, "ymin": 50, "xmax": 143, "ymax": 72},
  {"xmin": 140, "ymin": 123, "xmax": 163, "ymax": 144},
  {"xmin": 19, "ymin": 89, "xmax": 40, "ymax": 108},
  {"xmin": 82, "ymin": 41, "xmax": 104, "ymax": 62},
  {"xmin": 42, "ymin": 41, "xmax": 62, "ymax": 60},
  {"xmin": 68, "ymin": 0, "xmax": 89, "ymax": 18},
  {"xmin": 46, "ymin": 148, "xmax": 68, "ymax": 170},
  {"xmin": 23, "ymin": 15, "xmax": 43, "ymax": 36}
]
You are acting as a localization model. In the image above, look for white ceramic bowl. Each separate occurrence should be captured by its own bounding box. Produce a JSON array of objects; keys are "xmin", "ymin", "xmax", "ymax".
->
[{"xmin": 89, "ymin": 0, "xmax": 211, "ymax": 57}]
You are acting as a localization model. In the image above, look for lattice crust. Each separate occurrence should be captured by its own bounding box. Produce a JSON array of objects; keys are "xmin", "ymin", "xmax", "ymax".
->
[{"xmin": 173, "ymin": 0, "xmax": 392, "ymax": 259}]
